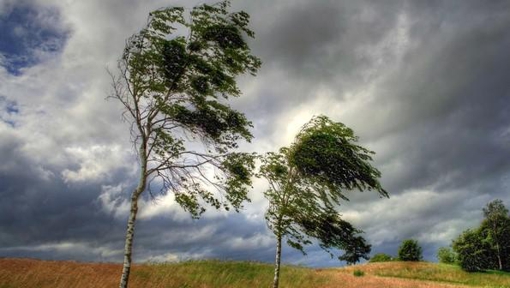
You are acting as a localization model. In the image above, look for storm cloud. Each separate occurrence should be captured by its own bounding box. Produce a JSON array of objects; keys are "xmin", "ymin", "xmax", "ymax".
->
[{"xmin": 1, "ymin": 0, "xmax": 509, "ymax": 266}]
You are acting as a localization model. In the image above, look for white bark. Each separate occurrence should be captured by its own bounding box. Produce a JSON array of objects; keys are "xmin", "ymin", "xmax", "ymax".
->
[
  {"xmin": 497, "ymin": 243, "xmax": 503, "ymax": 270},
  {"xmin": 119, "ymin": 194, "xmax": 139, "ymax": 288},
  {"xmin": 119, "ymin": 144, "xmax": 147, "ymax": 288},
  {"xmin": 272, "ymin": 233, "xmax": 282, "ymax": 288}
]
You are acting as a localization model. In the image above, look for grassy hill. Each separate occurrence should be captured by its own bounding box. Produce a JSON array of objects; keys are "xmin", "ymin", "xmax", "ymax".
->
[{"xmin": 1, "ymin": 258, "xmax": 509, "ymax": 288}]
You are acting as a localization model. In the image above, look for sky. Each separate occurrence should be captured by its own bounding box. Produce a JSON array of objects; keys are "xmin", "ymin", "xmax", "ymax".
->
[{"xmin": 0, "ymin": 0, "xmax": 509, "ymax": 267}]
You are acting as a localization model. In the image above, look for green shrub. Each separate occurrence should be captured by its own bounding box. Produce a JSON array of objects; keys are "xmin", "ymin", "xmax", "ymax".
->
[
  {"xmin": 437, "ymin": 247, "xmax": 456, "ymax": 264},
  {"xmin": 369, "ymin": 253, "xmax": 393, "ymax": 263},
  {"xmin": 452, "ymin": 229, "xmax": 494, "ymax": 272},
  {"xmin": 353, "ymin": 270, "xmax": 365, "ymax": 277},
  {"xmin": 398, "ymin": 239, "xmax": 423, "ymax": 261}
]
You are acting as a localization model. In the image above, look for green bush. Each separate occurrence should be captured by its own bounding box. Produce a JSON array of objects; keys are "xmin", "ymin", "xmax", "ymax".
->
[
  {"xmin": 369, "ymin": 253, "xmax": 393, "ymax": 263},
  {"xmin": 398, "ymin": 239, "xmax": 423, "ymax": 261},
  {"xmin": 452, "ymin": 229, "xmax": 494, "ymax": 272},
  {"xmin": 437, "ymin": 247, "xmax": 456, "ymax": 264},
  {"xmin": 353, "ymin": 270, "xmax": 365, "ymax": 277}
]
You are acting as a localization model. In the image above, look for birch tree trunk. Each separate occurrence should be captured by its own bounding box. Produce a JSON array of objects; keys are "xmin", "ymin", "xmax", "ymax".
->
[
  {"xmin": 119, "ymin": 144, "xmax": 147, "ymax": 288},
  {"xmin": 118, "ymin": 192, "xmax": 140, "ymax": 288},
  {"xmin": 272, "ymin": 233, "xmax": 282, "ymax": 288},
  {"xmin": 497, "ymin": 243, "xmax": 503, "ymax": 270}
]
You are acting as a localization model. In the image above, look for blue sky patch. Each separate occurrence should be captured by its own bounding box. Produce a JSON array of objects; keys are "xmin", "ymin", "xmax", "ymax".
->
[
  {"xmin": 0, "ymin": 96, "xmax": 19, "ymax": 127},
  {"xmin": 0, "ymin": 3, "xmax": 70, "ymax": 75}
]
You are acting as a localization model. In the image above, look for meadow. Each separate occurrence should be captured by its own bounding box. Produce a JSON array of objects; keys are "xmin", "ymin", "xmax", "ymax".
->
[{"xmin": 1, "ymin": 258, "xmax": 509, "ymax": 288}]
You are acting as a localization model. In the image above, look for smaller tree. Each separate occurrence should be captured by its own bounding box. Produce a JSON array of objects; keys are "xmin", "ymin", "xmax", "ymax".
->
[
  {"xmin": 259, "ymin": 115, "xmax": 388, "ymax": 288},
  {"xmin": 369, "ymin": 253, "xmax": 393, "ymax": 263},
  {"xmin": 437, "ymin": 247, "xmax": 456, "ymax": 264},
  {"xmin": 398, "ymin": 239, "xmax": 423, "ymax": 261}
]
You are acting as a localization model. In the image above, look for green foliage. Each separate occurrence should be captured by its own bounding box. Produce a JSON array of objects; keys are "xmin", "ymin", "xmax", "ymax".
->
[
  {"xmin": 369, "ymin": 253, "xmax": 393, "ymax": 263},
  {"xmin": 437, "ymin": 247, "xmax": 456, "ymax": 264},
  {"xmin": 483, "ymin": 199, "xmax": 509, "ymax": 220},
  {"xmin": 114, "ymin": 4, "xmax": 260, "ymax": 285},
  {"xmin": 288, "ymin": 115, "xmax": 388, "ymax": 207},
  {"xmin": 259, "ymin": 115, "xmax": 387, "ymax": 262},
  {"xmin": 453, "ymin": 228, "xmax": 495, "ymax": 272},
  {"xmin": 352, "ymin": 269, "xmax": 365, "ymax": 277},
  {"xmin": 300, "ymin": 211, "xmax": 372, "ymax": 265},
  {"xmin": 398, "ymin": 239, "xmax": 423, "ymax": 262},
  {"xmin": 481, "ymin": 199, "xmax": 510, "ymax": 271},
  {"xmin": 452, "ymin": 199, "xmax": 510, "ymax": 272},
  {"xmin": 112, "ymin": 0, "xmax": 261, "ymax": 217}
]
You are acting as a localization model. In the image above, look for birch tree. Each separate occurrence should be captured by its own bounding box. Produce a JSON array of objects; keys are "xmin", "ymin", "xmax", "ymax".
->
[
  {"xmin": 109, "ymin": 1, "xmax": 261, "ymax": 287},
  {"xmin": 453, "ymin": 200, "xmax": 510, "ymax": 272},
  {"xmin": 481, "ymin": 199, "xmax": 510, "ymax": 271},
  {"xmin": 259, "ymin": 115, "xmax": 388, "ymax": 288}
]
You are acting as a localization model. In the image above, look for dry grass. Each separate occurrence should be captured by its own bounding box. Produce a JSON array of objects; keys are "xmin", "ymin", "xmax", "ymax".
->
[
  {"xmin": 0, "ymin": 258, "xmax": 327, "ymax": 288},
  {"xmin": 339, "ymin": 262, "xmax": 510, "ymax": 288},
  {"xmin": 0, "ymin": 258, "xmax": 120, "ymax": 288},
  {"xmin": 318, "ymin": 270, "xmax": 473, "ymax": 288},
  {"xmin": 1, "ymin": 258, "xmax": 508, "ymax": 288}
]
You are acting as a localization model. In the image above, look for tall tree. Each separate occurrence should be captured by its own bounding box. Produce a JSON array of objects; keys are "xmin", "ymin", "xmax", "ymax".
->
[
  {"xmin": 481, "ymin": 199, "xmax": 510, "ymax": 270},
  {"xmin": 259, "ymin": 115, "xmax": 388, "ymax": 288},
  {"xmin": 109, "ymin": 1, "xmax": 261, "ymax": 287}
]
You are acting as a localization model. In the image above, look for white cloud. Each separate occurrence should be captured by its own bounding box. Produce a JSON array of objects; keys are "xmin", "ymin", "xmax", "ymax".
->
[
  {"xmin": 341, "ymin": 188, "xmax": 487, "ymax": 247},
  {"xmin": 227, "ymin": 233, "xmax": 273, "ymax": 251},
  {"xmin": 98, "ymin": 184, "xmax": 130, "ymax": 219},
  {"xmin": 61, "ymin": 145, "xmax": 133, "ymax": 183},
  {"xmin": 138, "ymin": 193, "xmax": 196, "ymax": 222}
]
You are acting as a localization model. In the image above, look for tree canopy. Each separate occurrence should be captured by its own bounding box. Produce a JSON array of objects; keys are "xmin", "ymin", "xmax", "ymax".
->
[
  {"xmin": 398, "ymin": 239, "xmax": 423, "ymax": 261},
  {"xmin": 112, "ymin": 1, "xmax": 261, "ymax": 216},
  {"xmin": 437, "ymin": 247, "xmax": 456, "ymax": 264}
]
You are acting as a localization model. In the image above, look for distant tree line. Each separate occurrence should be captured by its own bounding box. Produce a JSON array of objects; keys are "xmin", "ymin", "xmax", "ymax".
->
[
  {"xmin": 450, "ymin": 200, "xmax": 510, "ymax": 272},
  {"xmin": 369, "ymin": 239, "xmax": 423, "ymax": 263},
  {"xmin": 368, "ymin": 199, "xmax": 510, "ymax": 274},
  {"xmin": 436, "ymin": 199, "xmax": 510, "ymax": 272}
]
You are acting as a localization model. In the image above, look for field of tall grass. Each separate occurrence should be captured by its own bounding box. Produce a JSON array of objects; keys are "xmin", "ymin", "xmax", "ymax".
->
[
  {"xmin": 340, "ymin": 261, "xmax": 510, "ymax": 288},
  {"xmin": 0, "ymin": 258, "xmax": 328, "ymax": 288},
  {"xmin": 1, "ymin": 258, "xmax": 509, "ymax": 288}
]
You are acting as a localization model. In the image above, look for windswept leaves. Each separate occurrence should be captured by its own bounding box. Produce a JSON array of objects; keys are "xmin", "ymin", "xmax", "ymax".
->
[
  {"xmin": 289, "ymin": 115, "xmax": 388, "ymax": 204},
  {"xmin": 259, "ymin": 115, "xmax": 387, "ymax": 267},
  {"xmin": 112, "ymin": 2, "xmax": 260, "ymax": 286},
  {"xmin": 112, "ymin": 0, "xmax": 260, "ymax": 216},
  {"xmin": 299, "ymin": 212, "xmax": 371, "ymax": 264}
]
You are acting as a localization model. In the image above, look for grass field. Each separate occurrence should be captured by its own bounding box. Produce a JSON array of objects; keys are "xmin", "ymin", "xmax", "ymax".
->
[
  {"xmin": 1, "ymin": 258, "xmax": 509, "ymax": 288},
  {"xmin": 338, "ymin": 262, "xmax": 510, "ymax": 288}
]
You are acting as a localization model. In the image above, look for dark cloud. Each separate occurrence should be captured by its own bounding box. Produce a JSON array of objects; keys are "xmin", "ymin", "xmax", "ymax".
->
[
  {"xmin": 1, "ymin": 0, "xmax": 510, "ymax": 268},
  {"xmin": 366, "ymin": 0, "xmax": 510, "ymax": 195},
  {"xmin": 237, "ymin": 0, "xmax": 406, "ymax": 141}
]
